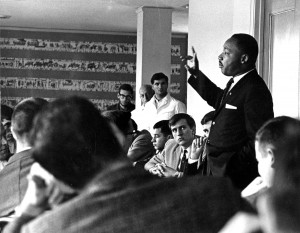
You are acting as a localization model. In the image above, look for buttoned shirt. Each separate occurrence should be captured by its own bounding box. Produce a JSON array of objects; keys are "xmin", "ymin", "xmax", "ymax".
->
[{"xmin": 141, "ymin": 93, "xmax": 186, "ymax": 133}]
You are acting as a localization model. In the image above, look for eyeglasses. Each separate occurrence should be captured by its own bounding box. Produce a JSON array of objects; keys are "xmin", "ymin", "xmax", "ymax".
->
[{"xmin": 118, "ymin": 93, "xmax": 133, "ymax": 100}]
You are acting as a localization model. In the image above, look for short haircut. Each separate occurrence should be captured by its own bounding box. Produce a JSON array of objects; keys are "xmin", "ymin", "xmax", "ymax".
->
[
  {"xmin": 169, "ymin": 113, "xmax": 196, "ymax": 129},
  {"xmin": 153, "ymin": 120, "xmax": 172, "ymax": 136},
  {"xmin": 30, "ymin": 96, "xmax": 123, "ymax": 189},
  {"xmin": 140, "ymin": 84, "xmax": 154, "ymax": 101},
  {"xmin": 230, "ymin": 33, "xmax": 259, "ymax": 65},
  {"xmin": 201, "ymin": 111, "xmax": 215, "ymax": 125},
  {"xmin": 150, "ymin": 72, "xmax": 168, "ymax": 84},
  {"xmin": 119, "ymin": 84, "xmax": 134, "ymax": 95},
  {"xmin": 12, "ymin": 98, "xmax": 48, "ymax": 143},
  {"xmin": 1, "ymin": 104, "xmax": 13, "ymax": 121},
  {"xmin": 256, "ymin": 116, "xmax": 300, "ymax": 189},
  {"xmin": 102, "ymin": 110, "xmax": 131, "ymax": 135}
]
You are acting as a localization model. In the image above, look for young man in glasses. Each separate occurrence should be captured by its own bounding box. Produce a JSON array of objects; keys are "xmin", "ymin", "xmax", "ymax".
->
[{"xmin": 107, "ymin": 84, "xmax": 135, "ymax": 112}]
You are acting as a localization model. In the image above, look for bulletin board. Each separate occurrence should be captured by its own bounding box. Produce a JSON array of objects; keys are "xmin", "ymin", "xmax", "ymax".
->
[{"xmin": 0, "ymin": 29, "xmax": 187, "ymax": 110}]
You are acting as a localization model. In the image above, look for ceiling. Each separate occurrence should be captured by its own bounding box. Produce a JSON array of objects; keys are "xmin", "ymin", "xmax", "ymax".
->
[{"xmin": 0, "ymin": 0, "xmax": 189, "ymax": 34}]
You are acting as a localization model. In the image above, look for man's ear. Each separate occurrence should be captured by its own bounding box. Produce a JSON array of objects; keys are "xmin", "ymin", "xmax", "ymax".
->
[
  {"xmin": 241, "ymin": 54, "xmax": 249, "ymax": 64},
  {"xmin": 266, "ymin": 147, "xmax": 275, "ymax": 168},
  {"xmin": 167, "ymin": 134, "xmax": 172, "ymax": 140}
]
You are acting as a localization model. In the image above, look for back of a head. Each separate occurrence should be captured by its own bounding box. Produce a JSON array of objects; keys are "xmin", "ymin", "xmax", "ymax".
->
[
  {"xmin": 12, "ymin": 98, "xmax": 48, "ymax": 144},
  {"xmin": 231, "ymin": 33, "xmax": 258, "ymax": 65},
  {"xmin": 102, "ymin": 110, "xmax": 131, "ymax": 135},
  {"xmin": 150, "ymin": 72, "xmax": 168, "ymax": 84},
  {"xmin": 256, "ymin": 116, "xmax": 300, "ymax": 190},
  {"xmin": 30, "ymin": 96, "xmax": 123, "ymax": 190},
  {"xmin": 153, "ymin": 120, "xmax": 172, "ymax": 136},
  {"xmin": 169, "ymin": 113, "xmax": 196, "ymax": 129}
]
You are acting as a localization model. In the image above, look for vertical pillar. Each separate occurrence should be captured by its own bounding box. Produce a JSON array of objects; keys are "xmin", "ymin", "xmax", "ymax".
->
[{"xmin": 136, "ymin": 7, "xmax": 172, "ymax": 110}]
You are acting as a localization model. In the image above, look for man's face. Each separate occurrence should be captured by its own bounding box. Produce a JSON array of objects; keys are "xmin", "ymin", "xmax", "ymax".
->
[
  {"xmin": 139, "ymin": 88, "xmax": 148, "ymax": 106},
  {"xmin": 152, "ymin": 79, "xmax": 168, "ymax": 97},
  {"xmin": 218, "ymin": 38, "xmax": 243, "ymax": 77},
  {"xmin": 152, "ymin": 128, "xmax": 170, "ymax": 151},
  {"xmin": 118, "ymin": 89, "xmax": 133, "ymax": 107},
  {"xmin": 202, "ymin": 120, "xmax": 212, "ymax": 138},
  {"xmin": 170, "ymin": 119, "xmax": 195, "ymax": 148},
  {"xmin": 255, "ymin": 141, "xmax": 274, "ymax": 187}
]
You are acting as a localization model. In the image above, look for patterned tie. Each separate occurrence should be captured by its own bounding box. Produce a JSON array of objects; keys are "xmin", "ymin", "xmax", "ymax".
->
[
  {"xmin": 220, "ymin": 78, "xmax": 234, "ymax": 105},
  {"xmin": 178, "ymin": 150, "xmax": 188, "ymax": 173}
]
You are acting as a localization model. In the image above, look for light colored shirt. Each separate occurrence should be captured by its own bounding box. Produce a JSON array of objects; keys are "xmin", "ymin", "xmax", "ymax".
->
[
  {"xmin": 141, "ymin": 93, "xmax": 186, "ymax": 133},
  {"xmin": 229, "ymin": 68, "xmax": 255, "ymax": 91}
]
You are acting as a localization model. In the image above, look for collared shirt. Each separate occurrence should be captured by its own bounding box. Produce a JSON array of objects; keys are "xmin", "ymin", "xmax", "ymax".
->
[
  {"xmin": 180, "ymin": 145, "xmax": 198, "ymax": 164},
  {"xmin": 142, "ymin": 93, "xmax": 186, "ymax": 133},
  {"xmin": 229, "ymin": 68, "xmax": 255, "ymax": 91}
]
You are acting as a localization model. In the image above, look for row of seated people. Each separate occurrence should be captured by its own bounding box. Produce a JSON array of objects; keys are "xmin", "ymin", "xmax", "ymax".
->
[{"xmin": 0, "ymin": 95, "xmax": 299, "ymax": 233}]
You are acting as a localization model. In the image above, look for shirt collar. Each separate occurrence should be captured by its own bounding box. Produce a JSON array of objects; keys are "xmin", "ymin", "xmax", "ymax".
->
[{"xmin": 231, "ymin": 68, "xmax": 255, "ymax": 89}]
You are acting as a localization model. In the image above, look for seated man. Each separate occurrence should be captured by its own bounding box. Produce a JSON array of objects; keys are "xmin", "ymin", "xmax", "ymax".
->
[
  {"xmin": 241, "ymin": 116, "xmax": 300, "ymax": 206},
  {"xmin": 220, "ymin": 116, "xmax": 300, "ymax": 233},
  {"xmin": 102, "ymin": 110, "xmax": 154, "ymax": 163},
  {"xmin": 145, "ymin": 113, "xmax": 203, "ymax": 178},
  {"xmin": 107, "ymin": 84, "xmax": 135, "ymax": 112},
  {"xmin": 151, "ymin": 120, "xmax": 172, "ymax": 156},
  {"xmin": 0, "ymin": 98, "xmax": 48, "ymax": 218},
  {"xmin": 4, "ymin": 97, "xmax": 254, "ymax": 233}
]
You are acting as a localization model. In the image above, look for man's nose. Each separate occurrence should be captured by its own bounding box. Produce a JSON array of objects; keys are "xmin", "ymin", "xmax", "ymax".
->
[{"xmin": 218, "ymin": 53, "xmax": 223, "ymax": 60}]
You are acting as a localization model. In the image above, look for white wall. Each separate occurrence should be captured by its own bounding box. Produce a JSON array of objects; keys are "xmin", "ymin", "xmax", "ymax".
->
[{"xmin": 187, "ymin": 0, "xmax": 257, "ymax": 134}]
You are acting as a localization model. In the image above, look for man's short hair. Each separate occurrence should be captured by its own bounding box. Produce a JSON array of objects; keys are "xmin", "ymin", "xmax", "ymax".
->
[
  {"xmin": 201, "ymin": 111, "xmax": 215, "ymax": 125},
  {"xmin": 169, "ymin": 113, "xmax": 196, "ymax": 129},
  {"xmin": 256, "ymin": 116, "xmax": 300, "ymax": 180},
  {"xmin": 119, "ymin": 84, "xmax": 134, "ymax": 95},
  {"xmin": 30, "ymin": 96, "xmax": 123, "ymax": 189},
  {"xmin": 230, "ymin": 33, "xmax": 259, "ymax": 65},
  {"xmin": 150, "ymin": 72, "xmax": 169, "ymax": 84},
  {"xmin": 102, "ymin": 110, "xmax": 131, "ymax": 135},
  {"xmin": 153, "ymin": 120, "xmax": 172, "ymax": 136},
  {"xmin": 12, "ymin": 98, "xmax": 48, "ymax": 143}
]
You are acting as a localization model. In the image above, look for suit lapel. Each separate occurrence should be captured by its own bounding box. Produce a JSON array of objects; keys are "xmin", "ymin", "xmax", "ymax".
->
[{"xmin": 213, "ymin": 69, "xmax": 257, "ymax": 119}]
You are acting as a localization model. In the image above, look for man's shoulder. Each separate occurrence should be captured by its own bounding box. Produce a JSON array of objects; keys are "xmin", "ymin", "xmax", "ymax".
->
[
  {"xmin": 106, "ymin": 103, "xmax": 119, "ymax": 110},
  {"xmin": 164, "ymin": 139, "xmax": 179, "ymax": 149}
]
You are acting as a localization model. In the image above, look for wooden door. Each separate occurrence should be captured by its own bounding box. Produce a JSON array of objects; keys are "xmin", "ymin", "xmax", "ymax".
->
[{"xmin": 263, "ymin": 0, "xmax": 300, "ymax": 117}]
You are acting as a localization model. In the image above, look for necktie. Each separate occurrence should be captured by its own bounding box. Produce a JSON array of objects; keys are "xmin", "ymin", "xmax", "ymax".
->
[
  {"xmin": 178, "ymin": 150, "xmax": 188, "ymax": 173},
  {"xmin": 220, "ymin": 78, "xmax": 234, "ymax": 105}
]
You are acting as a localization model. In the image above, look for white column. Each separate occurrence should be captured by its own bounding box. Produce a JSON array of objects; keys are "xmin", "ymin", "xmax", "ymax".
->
[{"xmin": 136, "ymin": 7, "xmax": 172, "ymax": 110}]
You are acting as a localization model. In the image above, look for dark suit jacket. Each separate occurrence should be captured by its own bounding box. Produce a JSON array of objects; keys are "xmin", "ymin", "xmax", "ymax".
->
[
  {"xmin": 106, "ymin": 102, "xmax": 135, "ymax": 112},
  {"xmin": 5, "ymin": 163, "xmax": 254, "ymax": 233},
  {"xmin": 188, "ymin": 69, "xmax": 274, "ymax": 189},
  {"xmin": 127, "ymin": 130, "xmax": 155, "ymax": 162},
  {"xmin": 0, "ymin": 150, "xmax": 34, "ymax": 217}
]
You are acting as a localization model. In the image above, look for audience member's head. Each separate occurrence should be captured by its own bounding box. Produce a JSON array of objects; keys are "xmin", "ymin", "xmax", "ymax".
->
[
  {"xmin": 200, "ymin": 110, "xmax": 215, "ymax": 137},
  {"xmin": 150, "ymin": 73, "xmax": 169, "ymax": 100},
  {"xmin": 152, "ymin": 120, "xmax": 172, "ymax": 151},
  {"xmin": 139, "ymin": 84, "xmax": 154, "ymax": 106},
  {"xmin": 169, "ymin": 113, "xmax": 196, "ymax": 148},
  {"xmin": 117, "ymin": 84, "xmax": 134, "ymax": 107},
  {"xmin": 12, "ymin": 98, "xmax": 48, "ymax": 147},
  {"xmin": 102, "ymin": 110, "xmax": 134, "ymax": 152},
  {"xmin": 30, "ymin": 96, "xmax": 124, "ymax": 190},
  {"xmin": 255, "ymin": 116, "xmax": 300, "ymax": 187}
]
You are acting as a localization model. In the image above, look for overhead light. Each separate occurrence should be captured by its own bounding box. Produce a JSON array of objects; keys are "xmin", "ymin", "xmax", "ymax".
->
[
  {"xmin": 0, "ymin": 15, "xmax": 11, "ymax": 19},
  {"xmin": 182, "ymin": 4, "xmax": 189, "ymax": 9}
]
